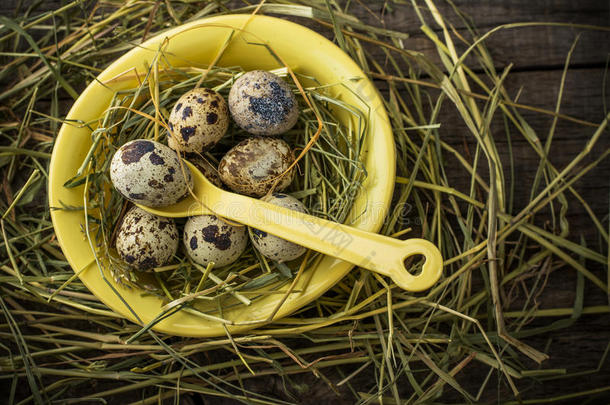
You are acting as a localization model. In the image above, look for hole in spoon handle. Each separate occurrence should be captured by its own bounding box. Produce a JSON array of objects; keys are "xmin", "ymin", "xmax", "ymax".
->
[{"xmin": 389, "ymin": 239, "xmax": 443, "ymax": 292}]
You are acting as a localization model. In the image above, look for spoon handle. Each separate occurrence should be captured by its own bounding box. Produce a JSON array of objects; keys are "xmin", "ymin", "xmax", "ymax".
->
[{"xmin": 207, "ymin": 192, "xmax": 444, "ymax": 292}]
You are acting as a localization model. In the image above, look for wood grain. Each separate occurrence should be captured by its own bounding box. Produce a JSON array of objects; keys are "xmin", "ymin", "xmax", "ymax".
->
[{"xmin": 1, "ymin": 1, "xmax": 609, "ymax": 403}]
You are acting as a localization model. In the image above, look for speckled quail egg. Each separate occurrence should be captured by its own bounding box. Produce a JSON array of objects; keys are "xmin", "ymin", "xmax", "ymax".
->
[
  {"xmin": 189, "ymin": 156, "xmax": 223, "ymax": 188},
  {"xmin": 115, "ymin": 206, "xmax": 179, "ymax": 270},
  {"xmin": 184, "ymin": 215, "xmax": 248, "ymax": 267},
  {"xmin": 168, "ymin": 88, "xmax": 229, "ymax": 153},
  {"xmin": 228, "ymin": 70, "xmax": 299, "ymax": 135},
  {"xmin": 249, "ymin": 193, "xmax": 307, "ymax": 262},
  {"xmin": 110, "ymin": 139, "xmax": 193, "ymax": 207},
  {"xmin": 218, "ymin": 137, "xmax": 294, "ymax": 197}
]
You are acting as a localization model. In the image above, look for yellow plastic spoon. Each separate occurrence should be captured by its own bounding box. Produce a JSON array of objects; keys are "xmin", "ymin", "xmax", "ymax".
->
[{"xmin": 138, "ymin": 162, "xmax": 443, "ymax": 292}]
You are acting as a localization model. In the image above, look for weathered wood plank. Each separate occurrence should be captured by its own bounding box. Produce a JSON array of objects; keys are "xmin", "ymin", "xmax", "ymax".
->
[
  {"xmin": 361, "ymin": 0, "xmax": 610, "ymax": 32},
  {"xmin": 249, "ymin": 1, "xmax": 610, "ymax": 69},
  {"xmin": 402, "ymin": 26, "xmax": 608, "ymax": 69}
]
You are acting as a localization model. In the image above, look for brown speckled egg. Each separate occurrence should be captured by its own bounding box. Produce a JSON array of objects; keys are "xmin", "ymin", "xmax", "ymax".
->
[
  {"xmin": 184, "ymin": 215, "xmax": 248, "ymax": 267},
  {"xmin": 110, "ymin": 139, "xmax": 193, "ymax": 207},
  {"xmin": 115, "ymin": 206, "xmax": 179, "ymax": 270},
  {"xmin": 228, "ymin": 70, "xmax": 298, "ymax": 135},
  {"xmin": 168, "ymin": 88, "xmax": 229, "ymax": 153},
  {"xmin": 218, "ymin": 137, "xmax": 294, "ymax": 197},
  {"xmin": 189, "ymin": 156, "xmax": 222, "ymax": 188},
  {"xmin": 249, "ymin": 193, "xmax": 307, "ymax": 262}
]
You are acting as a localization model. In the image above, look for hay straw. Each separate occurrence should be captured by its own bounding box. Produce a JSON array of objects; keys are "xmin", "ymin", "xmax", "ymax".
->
[{"xmin": 1, "ymin": 0, "xmax": 609, "ymax": 403}]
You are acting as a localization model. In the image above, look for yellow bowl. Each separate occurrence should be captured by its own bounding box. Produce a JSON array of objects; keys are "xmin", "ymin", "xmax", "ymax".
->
[{"xmin": 49, "ymin": 14, "xmax": 395, "ymax": 337}]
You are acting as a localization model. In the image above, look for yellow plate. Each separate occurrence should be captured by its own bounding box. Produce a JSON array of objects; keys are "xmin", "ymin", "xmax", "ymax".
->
[{"xmin": 48, "ymin": 14, "xmax": 395, "ymax": 337}]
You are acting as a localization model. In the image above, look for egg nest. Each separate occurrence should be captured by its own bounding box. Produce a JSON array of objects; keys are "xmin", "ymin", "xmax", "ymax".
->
[{"xmin": 65, "ymin": 66, "xmax": 368, "ymax": 309}]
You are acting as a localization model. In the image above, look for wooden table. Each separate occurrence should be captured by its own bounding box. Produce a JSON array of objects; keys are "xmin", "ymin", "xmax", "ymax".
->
[{"xmin": 2, "ymin": 0, "xmax": 609, "ymax": 403}]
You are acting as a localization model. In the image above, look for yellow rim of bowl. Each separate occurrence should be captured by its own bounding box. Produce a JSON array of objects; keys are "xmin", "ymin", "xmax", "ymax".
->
[{"xmin": 48, "ymin": 14, "xmax": 395, "ymax": 337}]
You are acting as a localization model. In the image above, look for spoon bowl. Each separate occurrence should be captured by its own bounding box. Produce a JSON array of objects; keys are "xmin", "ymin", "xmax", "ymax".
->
[{"xmin": 50, "ymin": 14, "xmax": 422, "ymax": 336}]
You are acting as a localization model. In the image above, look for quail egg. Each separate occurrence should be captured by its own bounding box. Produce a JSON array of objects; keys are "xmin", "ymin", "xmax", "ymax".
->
[
  {"xmin": 218, "ymin": 137, "xmax": 294, "ymax": 197},
  {"xmin": 168, "ymin": 88, "xmax": 229, "ymax": 153},
  {"xmin": 115, "ymin": 206, "xmax": 179, "ymax": 270},
  {"xmin": 184, "ymin": 215, "xmax": 248, "ymax": 267},
  {"xmin": 110, "ymin": 139, "xmax": 193, "ymax": 207},
  {"xmin": 249, "ymin": 193, "xmax": 307, "ymax": 262},
  {"xmin": 228, "ymin": 70, "xmax": 299, "ymax": 135},
  {"xmin": 189, "ymin": 156, "xmax": 222, "ymax": 188}
]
